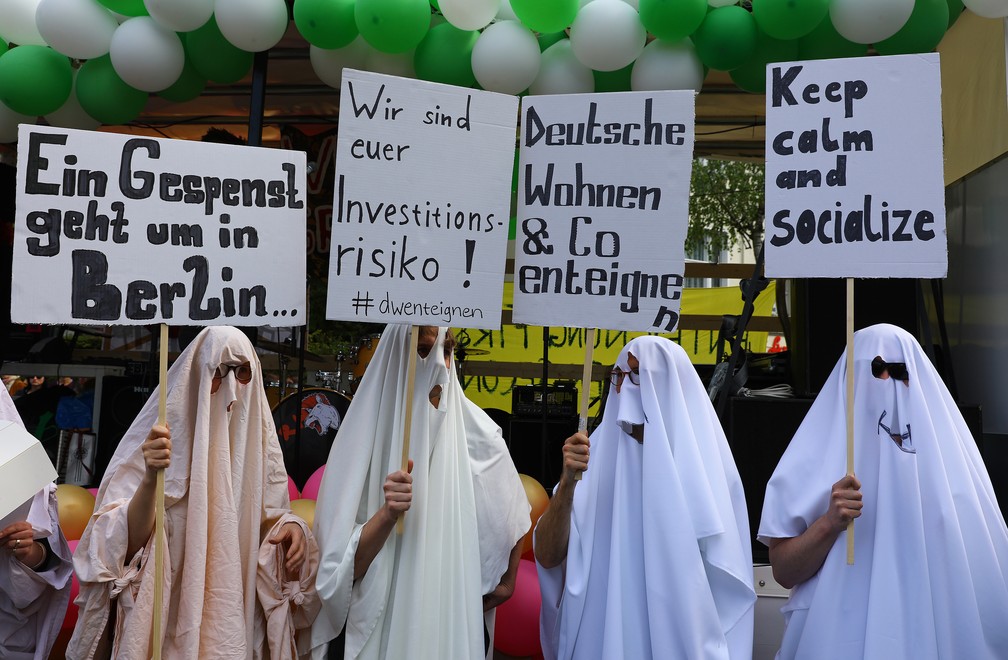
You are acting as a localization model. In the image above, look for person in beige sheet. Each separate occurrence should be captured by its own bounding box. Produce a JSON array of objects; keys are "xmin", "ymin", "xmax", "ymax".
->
[{"xmin": 68, "ymin": 326, "xmax": 321, "ymax": 659}]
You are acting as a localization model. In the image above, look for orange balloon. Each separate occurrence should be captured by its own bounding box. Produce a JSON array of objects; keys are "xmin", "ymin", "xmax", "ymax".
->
[
  {"xmin": 290, "ymin": 498, "xmax": 317, "ymax": 529},
  {"xmin": 519, "ymin": 474, "xmax": 549, "ymax": 558},
  {"xmin": 56, "ymin": 484, "xmax": 95, "ymax": 542}
]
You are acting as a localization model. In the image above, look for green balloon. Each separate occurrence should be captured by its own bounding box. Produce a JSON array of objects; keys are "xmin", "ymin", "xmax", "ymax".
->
[
  {"xmin": 96, "ymin": 0, "xmax": 147, "ymax": 16},
  {"xmin": 185, "ymin": 17, "xmax": 254, "ymax": 84},
  {"xmin": 538, "ymin": 31, "xmax": 566, "ymax": 52},
  {"xmin": 295, "ymin": 0, "xmax": 359, "ymax": 50},
  {"xmin": 76, "ymin": 56, "xmax": 148, "ymax": 125},
  {"xmin": 797, "ymin": 16, "xmax": 866, "ymax": 60},
  {"xmin": 639, "ymin": 0, "xmax": 707, "ymax": 42},
  {"xmin": 429, "ymin": 0, "xmax": 439, "ymax": 9},
  {"xmin": 593, "ymin": 63, "xmax": 633, "ymax": 93},
  {"xmin": 355, "ymin": 0, "xmax": 431, "ymax": 54},
  {"xmin": 947, "ymin": 0, "xmax": 964, "ymax": 27},
  {"xmin": 413, "ymin": 23, "xmax": 477, "ymax": 87},
  {"xmin": 751, "ymin": 0, "xmax": 828, "ymax": 40},
  {"xmin": 0, "ymin": 46, "xmax": 72, "ymax": 116},
  {"xmin": 510, "ymin": 0, "xmax": 578, "ymax": 34},
  {"xmin": 876, "ymin": 0, "xmax": 948, "ymax": 55},
  {"xmin": 159, "ymin": 56, "xmax": 206, "ymax": 103},
  {"xmin": 692, "ymin": 6, "xmax": 757, "ymax": 72},
  {"xmin": 730, "ymin": 31, "xmax": 799, "ymax": 94}
]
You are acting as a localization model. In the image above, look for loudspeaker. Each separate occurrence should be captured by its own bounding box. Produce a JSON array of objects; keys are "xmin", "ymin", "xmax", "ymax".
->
[
  {"xmin": 726, "ymin": 396, "xmax": 814, "ymax": 564},
  {"xmin": 728, "ymin": 398, "xmax": 989, "ymax": 563},
  {"xmin": 95, "ymin": 376, "xmax": 152, "ymax": 483},
  {"xmin": 791, "ymin": 279, "xmax": 919, "ymax": 396},
  {"xmin": 509, "ymin": 417, "xmax": 578, "ymax": 490}
]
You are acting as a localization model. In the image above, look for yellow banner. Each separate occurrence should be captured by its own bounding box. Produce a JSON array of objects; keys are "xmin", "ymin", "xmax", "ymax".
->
[{"xmin": 457, "ymin": 280, "xmax": 777, "ymax": 415}]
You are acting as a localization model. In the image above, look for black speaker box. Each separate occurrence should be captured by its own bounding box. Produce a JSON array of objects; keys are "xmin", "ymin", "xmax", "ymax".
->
[
  {"xmin": 791, "ymin": 278, "xmax": 919, "ymax": 396},
  {"xmin": 726, "ymin": 396, "xmax": 814, "ymax": 564},
  {"xmin": 727, "ymin": 397, "xmax": 989, "ymax": 564},
  {"xmin": 95, "ymin": 376, "xmax": 152, "ymax": 482},
  {"xmin": 509, "ymin": 417, "xmax": 578, "ymax": 490}
]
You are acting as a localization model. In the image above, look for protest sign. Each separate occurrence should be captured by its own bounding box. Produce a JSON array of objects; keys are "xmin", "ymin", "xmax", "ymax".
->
[
  {"xmin": 512, "ymin": 90, "xmax": 695, "ymax": 332},
  {"xmin": 12, "ymin": 126, "xmax": 307, "ymax": 326},
  {"xmin": 326, "ymin": 69, "xmax": 518, "ymax": 330},
  {"xmin": 764, "ymin": 53, "xmax": 946, "ymax": 278}
]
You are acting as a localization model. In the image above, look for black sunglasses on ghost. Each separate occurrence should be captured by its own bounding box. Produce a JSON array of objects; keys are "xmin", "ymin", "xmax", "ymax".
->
[{"xmin": 871, "ymin": 356, "xmax": 909, "ymax": 382}]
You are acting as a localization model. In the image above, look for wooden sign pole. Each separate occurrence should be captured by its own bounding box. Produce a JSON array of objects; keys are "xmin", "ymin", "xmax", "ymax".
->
[
  {"xmin": 846, "ymin": 279, "xmax": 855, "ymax": 565},
  {"xmin": 397, "ymin": 326, "xmax": 420, "ymax": 534},
  {"xmin": 574, "ymin": 328, "xmax": 596, "ymax": 482},
  {"xmin": 152, "ymin": 323, "xmax": 168, "ymax": 658}
]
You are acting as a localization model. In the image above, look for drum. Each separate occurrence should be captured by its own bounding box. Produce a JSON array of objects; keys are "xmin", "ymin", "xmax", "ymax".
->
[
  {"xmin": 272, "ymin": 388, "xmax": 351, "ymax": 490},
  {"xmin": 351, "ymin": 334, "xmax": 382, "ymax": 388}
]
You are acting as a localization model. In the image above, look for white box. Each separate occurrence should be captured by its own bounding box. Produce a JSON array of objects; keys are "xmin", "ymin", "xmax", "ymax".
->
[{"xmin": 0, "ymin": 420, "xmax": 57, "ymax": 524}]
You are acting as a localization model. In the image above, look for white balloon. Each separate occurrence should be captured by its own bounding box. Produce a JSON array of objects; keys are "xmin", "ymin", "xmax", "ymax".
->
[
  {"xmin": 531, "ymin": 40, "xmax": 593, "ymax": 95},
  {"xmin": 708, "ymin": 0, "xmax": 737, "ymax": 7},
  {"xmin": 310, "ymin": 39, "xmax": 370, "ymax": 88},
  {"xmin": 569, "ymin": 0, "xmax": 646, "ymax": 72},
  {"xmin": 215, "ymin": 0, "xmax": 288, "ymax": 53},
  {"xmin": 45, "ymin": 70, "xmax": 100, "ymax": 130},
  {"xmin": 366, "ymin": 49, "xmax": 415, "ymax": 78},
  {"xmin": 829, "ymin": 0, "xmax": 914, "ymax": 44},
  {"xmin": 471, "ymin": 20, "xmax": 540, "ymax": 95},
  {"xmin": 631, "ymin": 39, "xmax": 704, "ymax": 92},
  {"xmin": 0, "ymin": 100, "xmax": 34, "ymax": 143},
  {"xmin": 962, "ymin": 0, "xmax": 1008, "ymax": 18},
  {"xmin": 36, "ymin": 0, "xmax": 118, "ymax": 59},
  {"xmin": 110, "ymin": 17, "xmax": 184, "ymax": 92},
  {"xmin": 440, "ymin": 0, "xmax": 499, "ymax": 31},
  {"xmin": 585, "ymin": 0, "xmax": 644, "ymax": 8},
  {"xmin": 0, "ymin": 0, "xmax": 46, "ymax": 45},
  {"xmin": 143, "ymin": 0, "xmax": 214, "ymax": 32},
  {"xmin": 496, "ymin": 0, "xmax": 518, "ymax": 21}
]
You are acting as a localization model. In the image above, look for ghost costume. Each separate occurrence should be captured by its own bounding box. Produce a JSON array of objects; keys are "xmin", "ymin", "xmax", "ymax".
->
[
  {"xmin": 759, "ymin": 324, "xmax": 1008, "ymax": 659},
  {"xmin": 536, "ymin": 336, "xmax": 755, "ymax": 660},
  {"xmin": 0, "ymin": 386, "xmax": 72, "ymax": 659},
  {"xmin": 68, "ymin": 326, "xmax": 320, "ymax": 659},
  {"xmin": 310, "ymin": 325, "xmax": 529, "ymax": 660}
]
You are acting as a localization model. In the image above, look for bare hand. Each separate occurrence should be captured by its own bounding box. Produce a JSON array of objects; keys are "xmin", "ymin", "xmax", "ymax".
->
[
  {"xmin": 382, "ymin": 459, "xmax": 414, "ymax": 523},
  {"xmin": 142, "ymin": 424, "xmax": 171, "ymax": 477},
  {"xmin": 0, "ymin": 521, "xmax": 44, "ymax": 568},
  {"xmin": 483, "ymin": 580, "xmax": 515, "ymax": 611},
  {"xmin": 826, "ymin": 474, "xmax": 862, "ymax": 534},
  {"xmin": 269, "ymin": 521, "xmax": 307, "ymax": 577},
  {"xmin": 561, "ymin": 432, "xmax": 590, "ymax": 486}
]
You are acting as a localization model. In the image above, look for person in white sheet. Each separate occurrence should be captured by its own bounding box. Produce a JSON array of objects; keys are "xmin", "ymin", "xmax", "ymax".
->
[
  {"xmin": 69, "ymin": 326, "xmax": 320, "ymax": 659},
  {"xmin": 534, "ymin": 335, "xmax": 755, "ymax": 660},
  {"xmin": 0, "ymin": 385, "xmax": 73, "ymax": 659},
  {"xmin": 759, "ymin": 324, "xmax": 1008, "ymax": 659},
  {"xmin": 310, "ymin": 325, "xmax": 530, "ymax": 660}
]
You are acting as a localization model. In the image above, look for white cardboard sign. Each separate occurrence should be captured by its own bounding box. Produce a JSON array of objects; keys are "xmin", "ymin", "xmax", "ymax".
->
[
  {"xmin": 513, "ymin": 91, "xmax": 695, "ymax": 332},
  {"xmin": 0, "ymin": 420, "xmax": 57, "ymax": 525},
  {"xmin": 326, "ymin": 70, "xmax": 518, "ymax": 329},
  {"xmin": 12, "ymin": 126, "xmax": 307, "ymax": 326},
  {"xmin": 764, "ymin": 54, "xmax": 946, "ymax": 278}
]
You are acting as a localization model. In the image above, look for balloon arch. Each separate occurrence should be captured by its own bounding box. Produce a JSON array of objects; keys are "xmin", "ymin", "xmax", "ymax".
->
[{"xmin": 0, "ymin": 0, "xmax": 995, "ymax": 141}]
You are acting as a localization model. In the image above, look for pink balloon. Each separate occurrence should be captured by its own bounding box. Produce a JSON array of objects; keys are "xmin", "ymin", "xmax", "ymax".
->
[
  {"xmin": 287, "ymin": 475, "xmax": 300, "ymax": 502},
  {"xmin": 63, "ymin": 542, "xmax": 81, "ymax": 632},
  {"xmin": 493, "ymin": 559, "xmax": 542, "ymax": 657},
  {"xmin": 300, "ymin": 465, "xmax": 326, "ymax": 501},
  {"xmin": 87, "ymin": 488, "xmax": 99, "ymax": 497}
]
